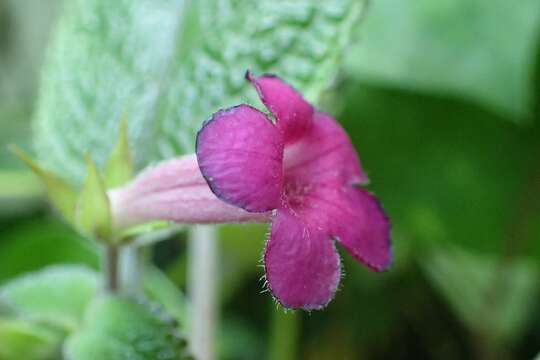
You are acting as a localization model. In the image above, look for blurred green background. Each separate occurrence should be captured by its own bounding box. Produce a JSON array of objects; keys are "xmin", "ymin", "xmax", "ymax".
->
[{"xmin": 1, "ymin": 0, "xmax": 540, "ymax": 359}]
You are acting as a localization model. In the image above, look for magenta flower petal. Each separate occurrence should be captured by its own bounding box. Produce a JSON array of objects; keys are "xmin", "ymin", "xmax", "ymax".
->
[
  {"xmin": 264, "ymin": 209, "xmax": 341, "ymax": 310},
  {"xmin": 290, "ymin": 184, "xmax": 392, "ymax": 272},
  {"xmin": 191, "ymin": 72, "xmax": 393, "ymax": 310},
  {"xmin": 196, "ymin": 104, "xmax": 284, "ymax": 212},
  {"xmin": 284, "ymin": 111, "xmax": 369, "ymax": 186},
  {"xmin": 246, "ymin": 71, "xmax": 314, "ymax": 143},
  {"xmin": 332, "ymin": 188, "xmax": 392, "ymax": 272}
]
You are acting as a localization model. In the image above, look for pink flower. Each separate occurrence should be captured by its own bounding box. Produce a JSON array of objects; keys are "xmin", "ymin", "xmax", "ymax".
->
[{"xmin": 196, "ymin": 72, "xmax": 392, "ymax": 310}]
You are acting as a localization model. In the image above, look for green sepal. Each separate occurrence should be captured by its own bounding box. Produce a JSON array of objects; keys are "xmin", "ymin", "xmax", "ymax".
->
[
  {"xmin": 76, "ymin": 156, "xmax": 113, "ymax": 242},
  {"xmin": 0, "ymin": 265, "xmax": 99, "ymax": 332},
  {"xmin": 9, "ymin": 146, "xmax": 77, "ymax": 223},
  {"xmin": 104, "ymin": 116, "xmax": 134, "ymax": 188}
]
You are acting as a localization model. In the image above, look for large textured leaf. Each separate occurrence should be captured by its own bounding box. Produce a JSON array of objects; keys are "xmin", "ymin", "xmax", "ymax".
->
[
  {"xmin": 0, "ymin": 0, "xmax": 60, "ymax": 176},
  {"xmin": 345, "ymin": 0, "xmax": 540, "ymax": 120},
  {"xmin": 0, "ymin": 318, "xmax": 62, "ymax": 360},
  {"xmin": 0, "ymin": 0, "xmax": 60, "ymax": 110},
  {"xmin": 33, "ymin": 0, "xmax": 364, "ymax": 184},
  {"xmin": 0, "ymin": 265, "xmax": 99, "ymax": 331},
  {"xmin": 64, "ymin": 296, "xmax": 190, "ymax": 360}
]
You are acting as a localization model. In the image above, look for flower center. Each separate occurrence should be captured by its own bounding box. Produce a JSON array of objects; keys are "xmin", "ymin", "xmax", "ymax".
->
[{"xmin": 283, "ymin": 179, "xmax": 311, "ymax": 208}]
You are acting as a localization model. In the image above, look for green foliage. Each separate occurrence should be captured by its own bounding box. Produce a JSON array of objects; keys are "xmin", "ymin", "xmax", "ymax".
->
[
  {"xmin": 327, "ymin": 82, "xmax": 540, "ymax": 356},
  {"xmin": 0, "ymin": 1, "xmax": 61, "ymax": 218},
  {"xmin": 0, "ymin": 218, "xmax": 98, "ymax": 283},
  {"xmin": 0, "ymin": 264, "xmax": 191, "ymax": 359},
  {"xmin": 64, "ymin": 295, "xmax": 190, "ymax": 360},
  {"xmin": 13, "ymin": 127, "xmax": 146, "ymax": 243},
  {"xmin": 33, "ymin": 0, "xmax": 365, "ymax": 184},
  {"xmin": 219, "ymin": 224, "xmax": 267, "ymax": 301},
  {"xmin": 346, "ymin": 0, "xmax": 540, "ymax": 120},
  {"xmin": 0, "ymin": 108, "xmax": 34, "ymax": 171},
  {"xmin": 0, "ymin": 265, "xmax": 99, "ymax": 331},
  {"xmin": 423, "ymin": 246, "xmax": 538, "ymax": 344},
  {"xmin": 75, "ymin": 156, "xmax": 112, "ymax": 241},
  {"xmin": 217, "ymin": 316, "xmax": 265, "ymax": 360},
  {"xmin": 0, "ymin": 318, "xmax": 62, "ymax": 360},
  {"xmin": 338, "ymin": 84, "xmax": 540, "ymax": 255},
  {"xmin": 0, "ymin": 0, "xmax": 60, "ymax": 109},
  {"xmin": 143, "ymin": 266, "xmax": 189, "ymax": 329}
]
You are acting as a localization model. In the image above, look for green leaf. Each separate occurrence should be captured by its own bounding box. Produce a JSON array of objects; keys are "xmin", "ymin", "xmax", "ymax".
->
[
  {"xmin": 0, "ymin": 217, "xmax": 99, "ymax": 283},
  {"xmin": 104, "ymin": 116, "xmax": 133, "ymax": 188},
  {"xmin": 0, "ymin": 0, "xmax": 61, "ymax": 189},
  {"xmin": 0, "ymin": 265, "xmax": 99, "ymax": 331},
  {"xmin": 220, "ymin": 224, "xmax": 267, "ymax": 302},
  {"xmin": 345, "ymin": 0, "xmax": 540, "ymax": 120},
  {"xmin": 0, "ymin": 318, "xmax": 62, "ymax": 360},
  {"xmin": 422, "ymin": 246, "xmax": 538, "ymax": 344},
  {"xmin": 75, "ymin": 156, "xmax": 112, "ymax": 241},
  {"xmin": 9, "ymin": 146, "xmax": 77, "ymax": 223},
  {"xmin": 64, "ymin": 295, "xmax": 190, "ymax": 360},
  {"xmin": 143, "ymin": 266, "xmax": 189, "ymax": 329},
  {"xmin": 217, "ymin": 316, "xmax": 265, "ymax": 360},
  {"xmin": 0, "ymin": 0, "xmax": 60, "ymax": 109},
  {"xmin": 338, "ymin": 84, "xmax": 540, "ymax": 256},
  {"xmin": 33, "ymin": 0, "xmax": 364, "ymax": 184},
  {"xmin": 0, "ymin": 107, "xmax": 34, "ymax": 171}
]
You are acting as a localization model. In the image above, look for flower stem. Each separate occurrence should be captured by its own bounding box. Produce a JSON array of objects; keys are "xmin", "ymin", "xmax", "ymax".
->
[
  {"xmin": 119, "ymin": 244, "xmax": 141, "ymax": 297},
  {"xmin": 188, "ymin": 225, "xmax": 218, "ymax": 360},
  {"xmin": 269, "ymin": 307, "xmax": 299, "ymax": 360},
  {"xmin": 103, "ymin": 245, "xmax": 119, "ymax": 292}
]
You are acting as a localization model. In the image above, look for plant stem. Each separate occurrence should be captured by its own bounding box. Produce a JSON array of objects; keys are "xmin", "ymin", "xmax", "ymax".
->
[
  {"xmin": 269, "ymin": 307, "xmax": 300, "ymax": 360},
  {"xmin": 104, "ymin": 245, "xmax": 119, "ymax": 292},
  {"xmin": 188, "ymin": 225, "xmax": 218, "ymax": 360},
  {"xmin": 119, "ymin": 244, "xmax": 141, "ymax": 297}
]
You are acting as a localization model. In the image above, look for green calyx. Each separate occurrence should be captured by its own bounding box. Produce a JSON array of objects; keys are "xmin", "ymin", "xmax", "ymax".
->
[{"xmin": 11, "ymin": 117, "xmax": 139, "ymax": 245}]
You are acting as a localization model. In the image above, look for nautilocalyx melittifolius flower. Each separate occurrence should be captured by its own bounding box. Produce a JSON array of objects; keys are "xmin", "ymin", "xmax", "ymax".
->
[{"xmin": 109, "ymin": 71, "xmax": 392, "ymax": 310}]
